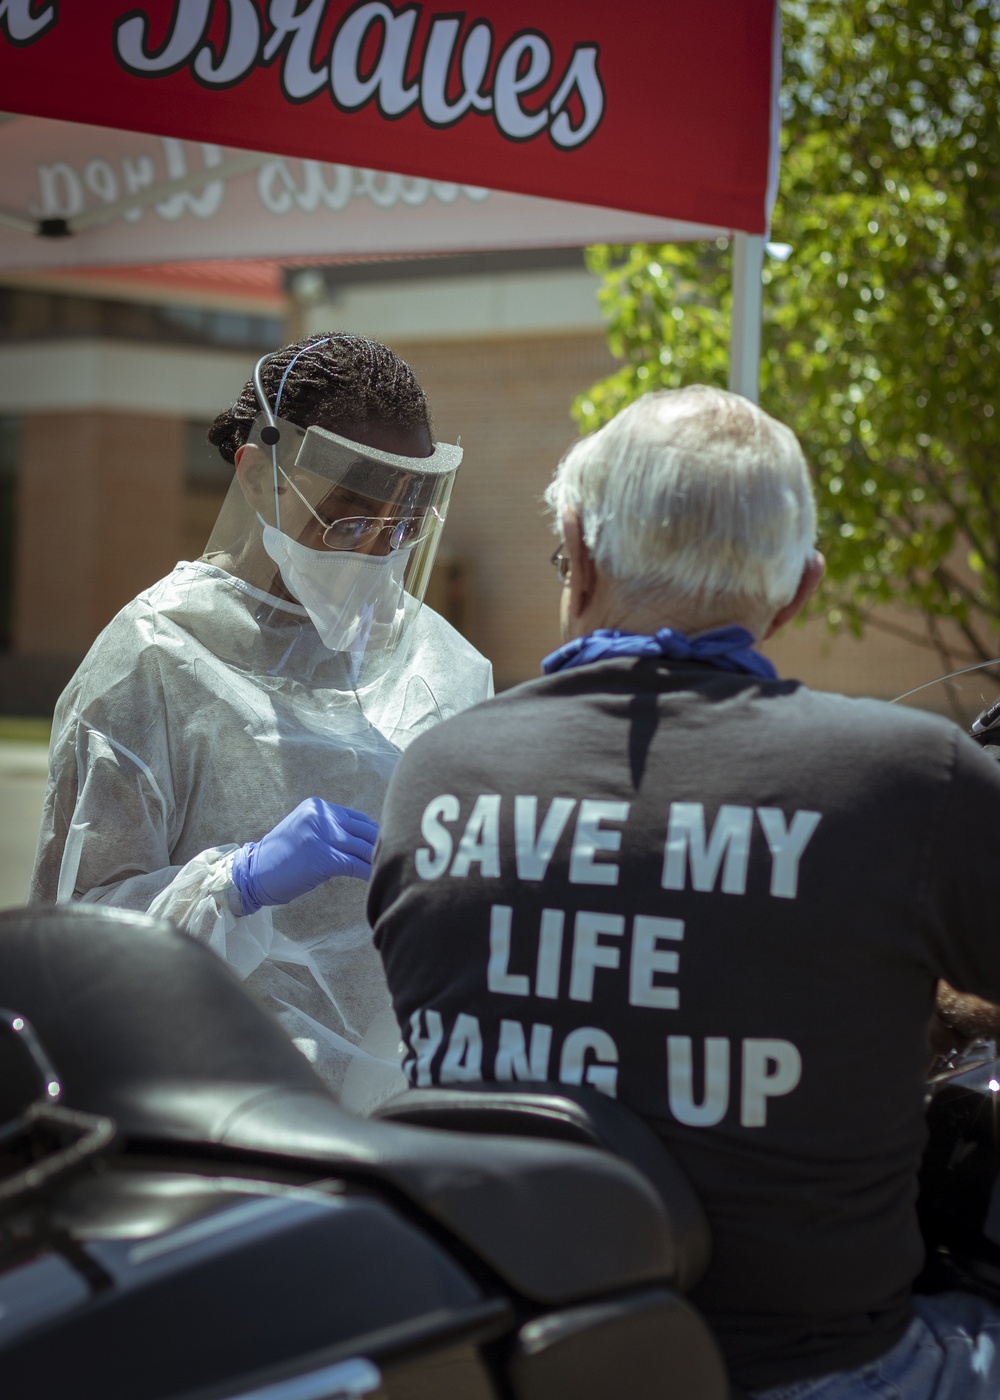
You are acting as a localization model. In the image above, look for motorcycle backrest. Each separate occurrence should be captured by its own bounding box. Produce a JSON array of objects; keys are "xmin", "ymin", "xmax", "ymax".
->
[{"xmin": 374, "ymin": 1083, "xmax": 711, "ymax": 1295}]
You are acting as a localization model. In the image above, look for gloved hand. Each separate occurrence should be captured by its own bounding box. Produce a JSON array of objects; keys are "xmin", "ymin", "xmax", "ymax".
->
[{"xmin": 230, "ymin": 797, "xmax": 379, "ymax": 916}]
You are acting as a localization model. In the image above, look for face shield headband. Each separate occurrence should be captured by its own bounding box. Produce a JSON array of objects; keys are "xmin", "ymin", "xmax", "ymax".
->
[{"xmin": 251, "ymin": 343, "xmax": 462, "ymax": 534}]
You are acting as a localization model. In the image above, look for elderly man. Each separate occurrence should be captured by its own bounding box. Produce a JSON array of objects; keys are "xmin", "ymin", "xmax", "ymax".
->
[{"xmin": 367, "ymin": 386, "xmax": 1000, "ymax": 1399}]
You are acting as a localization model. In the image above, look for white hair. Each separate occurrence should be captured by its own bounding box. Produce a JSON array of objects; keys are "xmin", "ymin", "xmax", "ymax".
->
[{"xmin": 545, "ymin": 386, "xmax": 816, "ymax": 618}]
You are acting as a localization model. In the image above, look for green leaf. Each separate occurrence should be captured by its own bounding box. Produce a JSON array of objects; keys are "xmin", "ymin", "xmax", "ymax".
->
[{"xmin": 575, "ymin": 0, "xmax": 1000, "ymax": 661}]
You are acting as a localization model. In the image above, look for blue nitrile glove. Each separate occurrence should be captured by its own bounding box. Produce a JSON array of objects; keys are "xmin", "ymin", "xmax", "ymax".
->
[{"xmin": 230, "ymin": 797, "xmax": 379, "ymax": 916}]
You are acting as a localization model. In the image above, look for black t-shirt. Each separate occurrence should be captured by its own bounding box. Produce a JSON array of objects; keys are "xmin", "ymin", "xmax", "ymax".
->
[{"xmin": 368, "ymin": 658, "xmax": 1000, "ymax": 1390}]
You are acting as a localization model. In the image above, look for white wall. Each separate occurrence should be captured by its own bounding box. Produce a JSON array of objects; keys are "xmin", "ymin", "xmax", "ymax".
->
[
  {"xmin": 303, "ymin": 266, "xmax": 605, "ymax": 341},
  {"xmin": 0, "ymin": 340, "xmax": 257, "ymax": 415}
]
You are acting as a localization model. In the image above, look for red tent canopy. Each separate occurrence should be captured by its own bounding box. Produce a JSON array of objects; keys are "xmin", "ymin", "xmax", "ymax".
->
[
  {"xmin": 0, "ymin": 115, "xmax": 732, "ymax": 272},
  {"xmin": 0, "ymin": 1, "xmax": 779, "ymax": 233},
  {"xmin": 0, "ymin": 2, "xmax": 780, "ymax": 395}
]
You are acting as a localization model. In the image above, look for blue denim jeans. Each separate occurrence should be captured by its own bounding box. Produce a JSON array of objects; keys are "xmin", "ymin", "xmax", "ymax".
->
[{"xmin": 752, "ymin": 1294, "xmax": 1000, "ymax": 1400}]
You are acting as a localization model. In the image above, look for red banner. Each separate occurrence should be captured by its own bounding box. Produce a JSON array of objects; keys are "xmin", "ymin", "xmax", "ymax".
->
[{"xmin": 0, "ymin": 2, "xmax": 779, "ymax": 233}]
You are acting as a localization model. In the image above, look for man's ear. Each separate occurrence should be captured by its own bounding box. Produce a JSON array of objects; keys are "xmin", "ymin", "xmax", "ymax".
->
[
  {"xmin": 563, "ymin": 511, "xmax": 598, "ymax": 624},
  {"xmin": 763, "ymin": 551, "xmax": 825, "ymax": 639}
]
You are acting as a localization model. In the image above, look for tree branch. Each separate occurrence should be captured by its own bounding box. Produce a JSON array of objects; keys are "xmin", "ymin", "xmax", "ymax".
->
[{"xmin": 857, "ymin": 609, "xmax": 980, "ymax": 658}]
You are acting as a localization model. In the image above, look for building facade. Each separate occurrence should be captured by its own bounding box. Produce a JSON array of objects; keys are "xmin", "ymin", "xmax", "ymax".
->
[{"xmin": 0, "ymin": 252, "xmax": 961, "ymax": 716}]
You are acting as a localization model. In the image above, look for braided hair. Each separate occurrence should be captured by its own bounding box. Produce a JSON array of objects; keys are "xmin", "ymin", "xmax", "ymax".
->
[{"xmin": 207, "ymin": 333, "xmax": 431, "ymax": 464}]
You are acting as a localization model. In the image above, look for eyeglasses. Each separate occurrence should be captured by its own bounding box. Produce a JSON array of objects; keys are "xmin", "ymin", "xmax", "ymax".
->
[
  {"xmin": 550, "ymin": 545, "xmax": 571, "ymax": 584},
  {"xmin": 279, "ymin": 463, "xmax": 442, "ymax": 552},
  {"xmin": 320, "ymin": 512, "xmax": 441, "ymax": 552}
]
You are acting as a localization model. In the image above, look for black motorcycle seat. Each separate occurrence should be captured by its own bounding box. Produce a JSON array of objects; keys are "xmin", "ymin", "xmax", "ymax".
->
[
  {"xmin": 373, "ymin": 1084, "xmax": 711, "ymax": 1294},
  {"xmin": 213, "ymin": 1084, "xmax": 677, "ymax": 1304},
  {"xmin": 0, "ymin": 906, "xmax": 676, "ymax": 1304}
]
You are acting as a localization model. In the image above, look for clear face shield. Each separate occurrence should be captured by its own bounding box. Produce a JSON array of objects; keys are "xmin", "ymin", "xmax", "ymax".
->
[{"xmin": 202, "ymin": 346, "xmax": 460, "ymax": 682}]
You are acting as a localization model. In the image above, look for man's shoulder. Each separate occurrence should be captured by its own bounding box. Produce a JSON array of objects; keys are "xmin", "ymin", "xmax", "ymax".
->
[
  {"xmin": 394, "ymin": 670, "xmax": 972, "ymax": 796},
  {"xmin": 740, "ymin": 683, "xmax": 981, "ymax": 795},
  {"xmin": 781, "ymin": 684, "xmax": 964, "ymax": 745},
  {"xmin": 383, "ymin": 672, "xmax": 553, "ymax": 787}
]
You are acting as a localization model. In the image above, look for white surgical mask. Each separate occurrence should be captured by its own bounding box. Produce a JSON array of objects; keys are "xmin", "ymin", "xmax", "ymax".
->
[{"xmin": 260, "ymin": 523, "xmax": 410, "ymax": 654}]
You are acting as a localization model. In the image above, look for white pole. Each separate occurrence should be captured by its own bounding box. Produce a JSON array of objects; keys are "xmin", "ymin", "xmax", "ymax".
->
[{"xmin": 727, "ymin": 231, "xmax": 765, "ymax": 403}]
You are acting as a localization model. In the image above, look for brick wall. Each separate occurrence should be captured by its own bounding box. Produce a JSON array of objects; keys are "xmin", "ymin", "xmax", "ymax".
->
[
  {"xmin": 3, "ymin": 337, "xmax": 966, "ymax": 713},
  {"xmin": 13, "ymin": 411, "xmax": 184, "ymax": 657},
  {"xmin": 393, "ymin": 331, "xmax": 617, "ymax": 690}
]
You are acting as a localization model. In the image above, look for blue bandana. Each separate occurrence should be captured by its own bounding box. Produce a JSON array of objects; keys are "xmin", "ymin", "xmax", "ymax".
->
[{"xmin": 541, "ymin": 625, "xmax": 778, "ymax": 680}]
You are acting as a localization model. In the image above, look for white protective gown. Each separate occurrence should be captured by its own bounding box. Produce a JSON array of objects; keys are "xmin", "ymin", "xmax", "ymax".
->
[{"xmin": 30, "ymin": 560, "xmax": 493, "ymax": 1111}]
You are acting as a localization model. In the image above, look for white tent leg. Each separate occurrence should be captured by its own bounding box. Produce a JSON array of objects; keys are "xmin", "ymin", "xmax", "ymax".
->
[{"xmin": 727, "ymin": 232, "xmax": 764, "ymax": 403}]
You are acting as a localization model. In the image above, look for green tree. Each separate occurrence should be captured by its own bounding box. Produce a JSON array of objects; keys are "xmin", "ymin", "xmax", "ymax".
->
[{"xmin": 576, "ymin": 0, "xmax": 999, "ymax": 665}]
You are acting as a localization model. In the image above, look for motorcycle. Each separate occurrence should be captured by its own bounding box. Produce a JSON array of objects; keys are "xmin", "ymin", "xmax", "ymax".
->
[
  {"xmin": 4, "ymin": 658, "xmax": 1000, "ymax": 1400},
  {"xmin": 0, "ymin": 902, "xmax": 729, "ymax": 1400},
  {"xmin": 893, "ymin": 657, "xmax": 1000, "ymax": 1308}
]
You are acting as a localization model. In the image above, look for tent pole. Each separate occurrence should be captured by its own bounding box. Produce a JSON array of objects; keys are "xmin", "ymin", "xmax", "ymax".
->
[{"xmin": 727, "ymin": 231, "xmax": 764, "ymax": 403}]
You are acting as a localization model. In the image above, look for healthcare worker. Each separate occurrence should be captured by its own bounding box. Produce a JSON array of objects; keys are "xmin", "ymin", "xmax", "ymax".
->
[{"xmin": 30, "ymin": 334, "xmax": 493, "ymax": 1111}]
